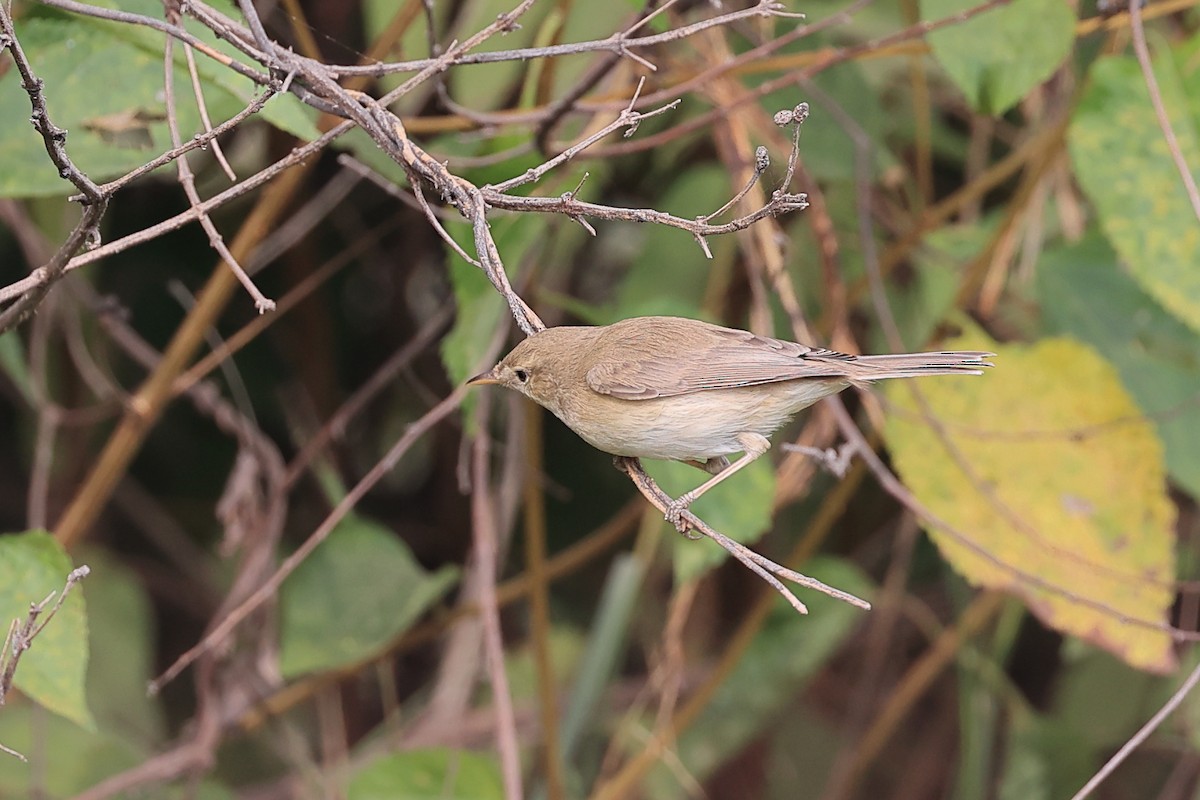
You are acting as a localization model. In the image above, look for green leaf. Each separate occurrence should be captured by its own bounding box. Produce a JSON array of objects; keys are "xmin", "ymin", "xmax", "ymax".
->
[
  {"xmin": 348, "ymin": 750, "xmax": 504, "ymax": 800},
  {"xmin": 997, "ymin": 717, "xmax": 1053, "ymax": 800},
  {"xmin": 0, "ymin": 542, "xmax": 231, "ymax": 795},
  {"xmin": 279, "ymin": 515, "xmax": 458, "ymax": 678},
  {"xmin": 85, "ymin": 0, "xmax": 318, "ymax": 141},
  {"xmin": 613, "ymin": 165, "xmax": 737, "ymax": 321},
  {"xmin": 0, "ymin": 700, "xmax": 143, "ymax": 796},
  {"xmin": 925, "ymin": 0, "xmax": 1075, "ymax": 115},
  {"xmin": 869, "ymin": 220, "xmax": 996, "ymax": 354},
  {"xmin": 0, "ymin": 531, "xmax": 92, "ymax": 728},
  {"xmin": 0, "ymin": 15, "xmax": 316, "ymax": 197},
  {"xmin": 1052, "ymin": 647, "xmax": 1162, "ymax": 750},
  {"xmin": 78, "ymin": 547, "xmax": 164, "ymax": 742},
  {"xmin": 1037, "ymin": 234, "xmax": 1200, "ymax": 500},
  {"xmin": 0, "ymin": 696, "xmax": 234, "ymax": 798},
  {"xmin": 644, "ymin": 455, "xmax": 775, "ymax": 584},
  {"xmin": 1069, "ymin": 54, "xmax": 1200, "ymax": 335},
  {"xmin": 886, "ymin": 332, "xmax": 1177, "ymax": 673}
]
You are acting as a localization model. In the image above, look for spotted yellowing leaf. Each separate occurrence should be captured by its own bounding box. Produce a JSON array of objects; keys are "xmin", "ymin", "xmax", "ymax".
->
[
  {"xmin": 886, "ymin": 335, "xmax": 1176, "ymax": 673},
  {"xmin": 1069, "ymin": 54, "xmax": 1200, "ymax": 336}
]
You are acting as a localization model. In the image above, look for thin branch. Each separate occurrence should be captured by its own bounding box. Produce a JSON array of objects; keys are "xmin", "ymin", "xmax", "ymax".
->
[
  {"xmin": 700, "ymin": 145, "xmax": 771, "ymax": 224},
  {"xmin": 0, "ymin": 566, "xmax": 91, "ymax": 707},
  {"xmin": 39, "ymin": 0, "xmax": 273, "ymax": 86},
  {"xmin": 488, "ymin": 78, "xmax": 678, "ymax": 194},
  {"xmin": 149, "ymin": 310, "xmax": 509, "ymax": 693},
  {"xmin": 480, "ymin": 190, "xmax": 809, "ymax": 246},
  {"xmin": 1069, "ymin": 656, "xmax": 1200, "ymax": 800},
  {"xmin": 1128, "ymin": 0, "xmax": 1200, "ymax": 221},
  {"xmin": 90, "ymin": 88, "xmax": 274, "ymax": 198},
  {"xmin": 182, "ymin": 42, "xmax": 237, "ymax": 182},
  {"xmin": 470, "ymin": 399, "xmax": 523, "ymax": 800},
  {"xmin": 272, "ymin": 0, "xmax": 808, "ymax": 77},
  {"xmin": 163, "ymin": 31, "xmax": 275, "ymax": 312},
  {"xmin": 0, "ymin": 3, "xmax": 107, "ymax": 332},
  {"xmin": 615, "ymin": 457, "xmax": 871, "ymax": 614}
]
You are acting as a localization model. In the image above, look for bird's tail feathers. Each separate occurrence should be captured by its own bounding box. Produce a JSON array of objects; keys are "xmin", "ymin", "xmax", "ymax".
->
[{"xmin": 849, "ymin": 351, "xmax": 994, "ymax": 380}]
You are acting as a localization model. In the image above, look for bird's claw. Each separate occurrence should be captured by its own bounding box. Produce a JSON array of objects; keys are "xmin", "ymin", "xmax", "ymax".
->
[{"xmin": 664, "ymin": 492, "xmax": 701, "ymax": 538}]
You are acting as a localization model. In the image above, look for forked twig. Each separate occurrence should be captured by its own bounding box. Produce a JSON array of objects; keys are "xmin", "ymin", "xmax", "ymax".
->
[
  {"xmin": 0, "ymin": 3, "xmax": 107, "ymax": 333},
  {"xmin": 0, "ymin": 566, "xmax": 91, "ymax": 761},
  {"xmin": 614, "ymin": 457, "xmax": 872, "ymax": 614}
]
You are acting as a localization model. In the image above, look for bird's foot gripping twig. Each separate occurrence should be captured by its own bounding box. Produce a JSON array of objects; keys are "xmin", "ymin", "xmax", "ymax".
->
[
  {"xmin": 663, "ymin": 491, "xmax": 701, "ymax": 538},
  {"xmin": 612, "ymin": 456, "xmax": 872, "ymax": 616}
]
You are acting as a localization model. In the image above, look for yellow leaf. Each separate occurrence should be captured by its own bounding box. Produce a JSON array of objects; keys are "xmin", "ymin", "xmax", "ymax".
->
[{"xmin": 886, "ymin": 334, "xmax": 1176, "ymax": 673}]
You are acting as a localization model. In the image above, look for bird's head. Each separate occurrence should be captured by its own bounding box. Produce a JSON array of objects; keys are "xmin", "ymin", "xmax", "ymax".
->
[{"xmin": 466, "ymin": 330, "xmax": 576, "ymax": 411}]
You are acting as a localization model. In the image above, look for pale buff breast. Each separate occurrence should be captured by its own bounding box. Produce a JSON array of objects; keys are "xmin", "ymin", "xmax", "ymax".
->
[{"xmin": 550, "ymin": 377, "xmax": 850, "ymax": 462}]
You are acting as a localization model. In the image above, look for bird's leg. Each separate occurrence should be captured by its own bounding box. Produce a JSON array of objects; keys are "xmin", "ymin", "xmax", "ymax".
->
[
  {"xmin": 665, "ymin": 433, "xmax": 770, "ymax": 531},
  {"xmin": 683, "ymin": 455, "xmax": 731, "ymax": 475}
]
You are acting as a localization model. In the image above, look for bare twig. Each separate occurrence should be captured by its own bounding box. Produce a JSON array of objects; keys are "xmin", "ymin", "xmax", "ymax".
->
[
  {"xmin": 1128, "ymin": 0, "xmax": 1200, "ymax": 221},
  {"xmin": 88, "ymin": 88, "xmax": 274, "ymax": 198},
  {"xmin": 470, "ymin": 398, "xmax": 522, "ymax": 800},
  {"xmin": 182, "ymin": 42, "xmax": 237, "ymax": 182},
  {"xmin": 266, "ymin": 0, "xmax": 807, "ymax": 77},
  {"xmin": 614, "ymin": 457, "xmax": 871, "ymax": 614},
  {"xmin": 488, "ymin": 78, "xmax": 678, "ymax": 194},
  {"xmin": 480, "ymin": 189, "xmax": 808, "ymax": 246},
  {"xmin": 0, "ymin": 3, "xmax": 107, "ymax": 332},
  {"xmin": 780, "ymin": 441, "xmax": 856, "ymax": 479},
  {"xmin": 282, "ymin": 305, "xmax": 454, "ymax": 488},
  {"xmin": 148, "ymin": 385, "xmax": 473, "ymax": 694},
  {"xmin": 0, "ymin": 564, "xmax": 91, "ymax": 762},
  {"xmin": 1069, "ymin": 656, "xmax": 1200, "ymax": 800},
  {"xmin": 150, "ymin": 304, "xmax": 508, "ymax": 694},
  {"xmin": 163, "ymin": 29, "xmax": 275, "ymax": 312}
]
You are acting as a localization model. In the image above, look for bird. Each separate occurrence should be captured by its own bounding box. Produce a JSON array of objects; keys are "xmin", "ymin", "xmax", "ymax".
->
[{"xmin": 468, "ymin": 316, "xmax": 992, "ymax": 526}]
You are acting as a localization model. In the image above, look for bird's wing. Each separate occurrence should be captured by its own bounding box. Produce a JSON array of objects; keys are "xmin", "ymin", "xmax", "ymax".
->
[{"xmin": 585, "ymin": 326, "xmax": 858, "ymax": 400}]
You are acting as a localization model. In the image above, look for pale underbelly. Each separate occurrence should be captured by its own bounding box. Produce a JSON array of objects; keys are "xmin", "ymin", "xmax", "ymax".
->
[{"xmin": 559, "ymin": 380, "xmax": 848, "ymax": 462}]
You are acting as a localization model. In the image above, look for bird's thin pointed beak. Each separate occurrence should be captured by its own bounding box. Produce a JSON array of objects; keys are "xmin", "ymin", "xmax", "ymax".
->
[{"xmin": 466, "ymin": 368, "xmax": 501, "ymax": 386}]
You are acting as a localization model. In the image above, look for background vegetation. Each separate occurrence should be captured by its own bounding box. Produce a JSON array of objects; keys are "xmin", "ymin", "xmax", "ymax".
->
[{"xmin": 0, "ymin": 0, "xmax": 1198, "ymax": 797}]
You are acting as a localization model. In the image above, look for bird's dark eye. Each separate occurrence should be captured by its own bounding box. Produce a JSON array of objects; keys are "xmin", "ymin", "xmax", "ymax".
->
[{"xmin": 513, "ymin": 368, "xmax": 529, "ymax": 383}]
